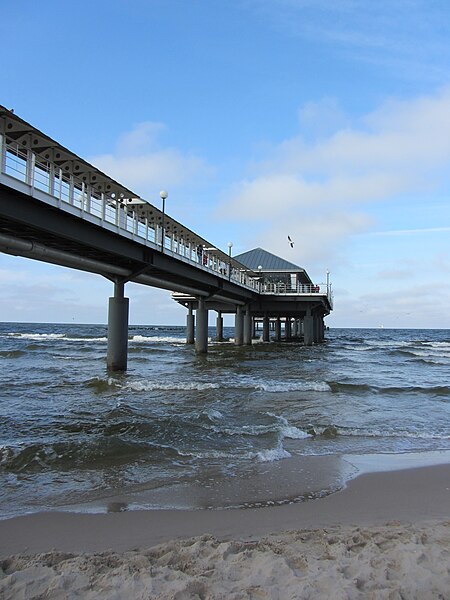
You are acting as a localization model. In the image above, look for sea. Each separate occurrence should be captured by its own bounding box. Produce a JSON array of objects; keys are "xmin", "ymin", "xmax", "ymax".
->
[{"xmin": 0, "ymin": 323, "xmax": 449, "ymax": 519}]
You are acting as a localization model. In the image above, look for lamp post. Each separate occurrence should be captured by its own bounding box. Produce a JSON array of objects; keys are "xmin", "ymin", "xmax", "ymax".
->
[
  {"xmin": 258, "ymin": 265, "xmax": 263, "ymax": 292},
  {"xmin": 227, "ymin": 242, "xmax": 233, "ymax": 280},
  {"xmin": 326, "ymin": 270, "xmax": 330, "ymax": 295},
  {"xmin": 159, "ymin": 190, "xmax": 168, "ymax": 252}
]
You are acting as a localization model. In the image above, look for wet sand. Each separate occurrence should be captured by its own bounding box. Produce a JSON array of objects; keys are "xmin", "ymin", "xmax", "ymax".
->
[{"xmin": 0, "ymin": 464, "xmax": 449, "ymax": 598}]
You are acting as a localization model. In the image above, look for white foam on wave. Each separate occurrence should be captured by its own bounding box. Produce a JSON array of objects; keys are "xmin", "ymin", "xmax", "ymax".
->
[
  {"xmin": 123, "ymin": 380, "xmax": 220, "ymax": 392},
  {"xmin": 218, "ymin": 424, "xmax": 276, "ymax": 437},
  {"xmin": 340, "ymin": 427, "xmax": 449, "ymax": 440},
  {"xmin": 5, "ymin": 333, "xmax": 109, "ymax": 343},
  {"xmin": 229, "ymin": 375, "xmax": 331, "ymax": 392},
  {"xmin": 266, "ymin": 413, "xmax": 311, "ymax": 440},
  {"xmin": 255, "ymin": 380, "xmax": 331, "ymax": 392},
  {"xmin": 180, "ymin": 444, "xmax": 292, "ymax": 463},
  {"xmin": 207, "ymin": 409, "xmax": 224, "ymax": 420},
  {"xmin": 407, "ymin": 349, "xmax": 450, "ymax": 360},
  {"xmin": 365, "ymin": 340, "xmax": 412, "ymax": 348},
  {"xmin": 215, "ymin": 414, "xmax": 311, "ymax": 441},
  {"xmin": 6, "ymin": 333, "xmax": 66, "ymax": 340},
  {"xmin": 255, "ymin": 445, "xmax": 292, "ymax": 462},
  {"xmin": 130, "ymin": 335, "xmax": 185, "ymax": 344}
]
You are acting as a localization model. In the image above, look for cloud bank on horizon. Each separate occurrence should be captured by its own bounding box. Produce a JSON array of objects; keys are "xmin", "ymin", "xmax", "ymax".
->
[{"xmin": 0, "ymin": 0, "xmax": 449, "ymax": 328}]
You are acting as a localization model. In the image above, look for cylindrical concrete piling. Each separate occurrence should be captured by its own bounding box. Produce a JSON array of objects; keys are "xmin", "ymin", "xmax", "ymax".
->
[
  {"xmin": 107, "ymin": 281, "xmax": 129, "ymax": 371},
  {"xmin": 216, "ymin": 310, "xmax": 224, "ymax": 341},
  {"xmin": 285, "ymin": 318, "xmax": 292, "ymax": 341},
  {"xmin": 303, "ymin": 312, "xmax": 314, "ymax": 346},
  {"xmin": 186, "ymin": 303, "xmax": 195, "ymax": 344},
  {"xmin": 195, "ymin": 297, "xmax": 208, "ymax": 353},
  {"xmin": 243, "ymin": 308, "xmax": 252, "ymax": 345},
  {"xmin": 235, "ymin": 305, "xmax": 244, "ymax": 346},
  {"xmin": 263, "ymin": 315, "xmax": 270, "ymax": 342},
  {"xmin": 274, "ymin": 318, "xmax": 281, "ymax": 342}
]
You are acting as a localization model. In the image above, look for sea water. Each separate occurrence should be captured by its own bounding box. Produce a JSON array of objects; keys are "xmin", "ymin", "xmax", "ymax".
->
[{"xmin": 0, "ymin": 323, "xmax": 449, "ymax": 517}]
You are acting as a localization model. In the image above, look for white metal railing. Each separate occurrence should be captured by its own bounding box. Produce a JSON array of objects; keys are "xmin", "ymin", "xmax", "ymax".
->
[
  {"xmin": 260, "ymin": 281, "xmax": 332, "ymax": 304},
  {"xmin": 0, "ymin": 136, "xmax": 262, "ymax": 292},
  {"xmin": 0, "ymin": 135, "xmax": 332, "ymax": 304},
  {"xmin": 260, "ymin": 282, "xmax": 327, "ymax": 294}
]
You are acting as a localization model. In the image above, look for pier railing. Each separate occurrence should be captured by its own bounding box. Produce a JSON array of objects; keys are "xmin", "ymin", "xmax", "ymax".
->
[
  {"xmin": 0, "ymin": 135, "xmax": 331, "ymax": 304},
  {"xmin": 0, "ymin": 136, "xmax": 257, "ymax": 292}
]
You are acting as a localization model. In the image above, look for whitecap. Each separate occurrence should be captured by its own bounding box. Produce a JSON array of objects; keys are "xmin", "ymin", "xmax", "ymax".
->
[
  {"xmin": 267, "ymin": 413, "xmax": 311, "ymax": 439},
  {"xmin": 255, "ymin": 445, "xmax": 292, "ymax": 462},
  {"xmin": 130, "ymin": 335, "xmax": 184, "ymax": 344},
  {"xmin": 123, "ymin": 380, "xmax": 220, "ymax": 392}
]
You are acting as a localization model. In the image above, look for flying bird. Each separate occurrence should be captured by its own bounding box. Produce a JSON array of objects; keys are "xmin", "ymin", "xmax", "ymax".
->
[{"xmin": 287, "ymin": 235, "xmax": 294, "ymax": 248}]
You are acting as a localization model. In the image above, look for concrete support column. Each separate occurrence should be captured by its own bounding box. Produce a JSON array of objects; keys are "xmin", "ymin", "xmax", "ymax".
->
[
  {"xmin": 292, "ymin": 319, "xmax": 298, "ymax": 338},
  {"xmin": 235, "ymin": 305, "xmax": 244, "ymax": 346},
  {"xmin": 285, "ymin": 318, "xmax": 292, "ymax": 341},
  {"xmin": 299, "ymin": 319, "xmax": 304, "ymax": 339},
  {"xmin": 312, "ymin": 316, "xmax": 318, "ymax": 343},
  {"xmin": 262, "ymin": 315, "xmax": 270, "ymax": 342},
  {"xmin": 274, "ymin": 318, "xmax": 281, "ymax": 342},
  {"xmin": 195, "ymin": 297, "xmax": 209, "ymax": 354},
  {"xmin": 216, "ymin": 310, "xmax": 224, "ymax": 342},
  {"xmin": 243, "ymin": 308, "xmax": 252, "ymax": 345},
  {"xmin": 303, "ymin": 310, "xmax": 314, "ymax": 346},
  {"xmin": 318, "ymin": 316, "xmax": 324, "ymax": 342},
  {"xmin": 186, "ymin": 303, "xmax": 195, "ymax": 344},
  {"xmin": 107, "ymin": 280, "xmax": 129, "ymax": 371}
]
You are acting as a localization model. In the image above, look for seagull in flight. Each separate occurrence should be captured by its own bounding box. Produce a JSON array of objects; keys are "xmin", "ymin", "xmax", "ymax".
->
[{"xmin": 287, "ymin": 235, "xmax": 294, "ymax": 248}]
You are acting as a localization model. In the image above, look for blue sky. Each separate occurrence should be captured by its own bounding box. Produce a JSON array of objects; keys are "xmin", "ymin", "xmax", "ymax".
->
[{"xmin": 1, "ymin": 0, "xmax": 450, "ymax": 327}]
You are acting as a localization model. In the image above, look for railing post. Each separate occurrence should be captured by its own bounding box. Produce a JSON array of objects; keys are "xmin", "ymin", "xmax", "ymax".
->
[
  {"xmin": 48, "ymin": 161, "xmax": 55, "ymax": 197},
  {"xmin": 26, "ymin": 148, "xmax": 35, "ymax": 190},
  {"xmin": 58, "ymin": 168, "xmax": 63, "ymax": 204},
  {"xmin": 69, "ymin": 174, "xmax": 74, "ymax": 205},
  {"xmin": 101, "ymin": 193, "xmax": 106, "ymax": 222},
  {"xmin": 0, "ymin": 133, "xmax": 5, "ymax": 174},
  {"xmin": 86, "ymin": 184, "xmax": 92, "ymax": 213}
]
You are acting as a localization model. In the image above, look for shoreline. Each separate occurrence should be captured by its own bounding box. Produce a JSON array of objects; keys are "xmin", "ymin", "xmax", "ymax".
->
[
  {"xmin": 1, "ymin": 463, "xmax": 449, "ymax": 598},
  {"xmin": 1, "ymin": 462, "xmax": 448, "ymax": 557}
]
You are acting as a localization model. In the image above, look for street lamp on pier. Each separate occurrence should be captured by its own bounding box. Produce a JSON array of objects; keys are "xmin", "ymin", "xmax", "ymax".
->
[
  {"xmin": 159, "ymin": 190, "xmax": 168, "ymax": 252},
  {"xmin": 227, "ymin": 242, "xmax": 233, "ymax": 280}
]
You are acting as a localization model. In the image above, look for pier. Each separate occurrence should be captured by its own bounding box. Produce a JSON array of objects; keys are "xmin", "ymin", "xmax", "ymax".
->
[{"xmin": 0, "ymin": 105, "xmax": 332, "ymax": 369}]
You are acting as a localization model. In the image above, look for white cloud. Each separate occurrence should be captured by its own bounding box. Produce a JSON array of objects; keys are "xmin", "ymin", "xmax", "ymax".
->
[
  {"xmin": 370, "ymin": 227, "xmax": 450, "ymax": 237},
  {"xmin": 90, "ymin": 121, "xmax": 214, "ymax": 200},
  {"xmin": 329, "ymin": 281, "xmax": 450, "ymax": 329},
  {"xmin": 219, "ymin": 87, "xmax": 450, "ymax": 268}
]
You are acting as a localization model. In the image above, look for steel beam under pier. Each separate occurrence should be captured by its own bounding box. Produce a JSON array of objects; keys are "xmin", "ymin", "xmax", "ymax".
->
[
  {"xmin": 107, "ymin": 280, "xmax": 129, "ymax": 371},
  {"xmin": 195, "ymin": 297, "xmax": 209, "ymax": 354}
]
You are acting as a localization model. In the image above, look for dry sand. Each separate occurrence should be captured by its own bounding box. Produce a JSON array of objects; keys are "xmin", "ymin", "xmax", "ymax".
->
[{"xmin": 0, "ymin": 464, "xmax": 449, "ymax": 599}]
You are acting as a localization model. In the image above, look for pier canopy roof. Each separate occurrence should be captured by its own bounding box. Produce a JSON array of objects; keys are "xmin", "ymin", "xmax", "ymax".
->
[{"xmin": 235, "ymin": 248, "xmax": 312, "ymax": 284}]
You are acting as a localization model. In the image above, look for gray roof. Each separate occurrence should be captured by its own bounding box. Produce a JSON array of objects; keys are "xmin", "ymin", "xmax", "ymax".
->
[{"xmin": 234, "ymin": 248, "xmax": 305, "ymax": 272}]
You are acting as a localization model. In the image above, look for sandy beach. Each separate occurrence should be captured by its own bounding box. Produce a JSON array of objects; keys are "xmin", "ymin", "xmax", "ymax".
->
[{"xmin": 1, "ymin": 463, "xmax": 449, "ymax": 598}]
